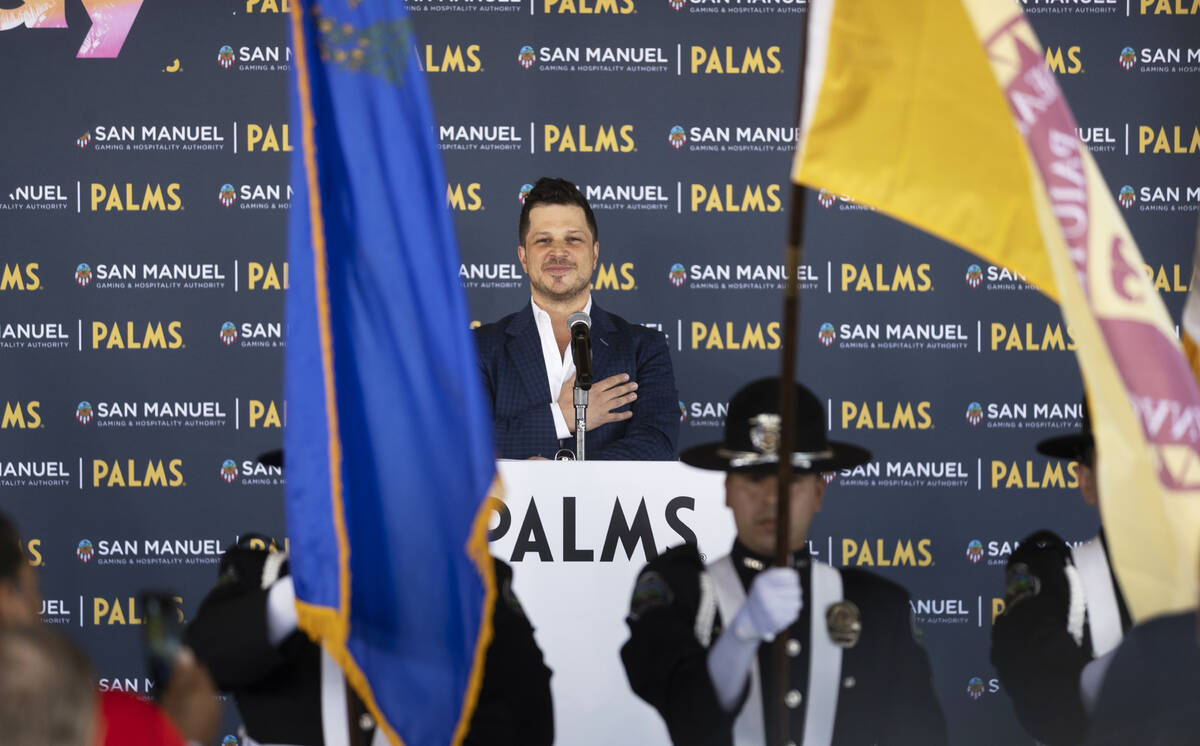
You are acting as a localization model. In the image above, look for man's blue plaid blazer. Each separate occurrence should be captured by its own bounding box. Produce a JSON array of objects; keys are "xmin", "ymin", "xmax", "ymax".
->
[{"xmin": 473, "ymin": 302, "xmax": 679, "ymax": 460}]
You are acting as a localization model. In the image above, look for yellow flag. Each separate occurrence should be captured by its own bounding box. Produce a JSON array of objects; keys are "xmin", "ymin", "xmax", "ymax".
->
[{"xmin": 794, "ymin": 0, "xmax": 1200, "ymax": 621}]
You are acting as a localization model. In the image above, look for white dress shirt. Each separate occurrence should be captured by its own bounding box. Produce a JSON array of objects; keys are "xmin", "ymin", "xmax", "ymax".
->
[{"xmin": 531, "ymin": 296, "xmax": 592, "ymax": 440}]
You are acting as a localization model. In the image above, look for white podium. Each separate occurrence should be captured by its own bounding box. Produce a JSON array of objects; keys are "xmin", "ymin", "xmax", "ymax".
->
[{"xmin": 487, "ymin": 460, "xmax": 734, "ymax": 745}]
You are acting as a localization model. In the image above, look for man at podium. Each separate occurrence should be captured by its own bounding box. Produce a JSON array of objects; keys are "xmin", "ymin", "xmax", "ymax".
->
[{"xmin": 473, "ymin": 177, "xmax": 679, "ymax": 460}]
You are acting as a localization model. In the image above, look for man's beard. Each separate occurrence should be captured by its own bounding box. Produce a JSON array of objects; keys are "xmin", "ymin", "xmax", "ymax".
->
[{"xmin": 532, "ymin": 271, "xmax": 591, "ymax": 303}]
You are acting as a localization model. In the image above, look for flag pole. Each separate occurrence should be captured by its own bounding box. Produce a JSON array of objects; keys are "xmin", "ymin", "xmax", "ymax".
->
[{"xmin": 773, "ymin": 4, "xmax": 812, "ymax": 745}]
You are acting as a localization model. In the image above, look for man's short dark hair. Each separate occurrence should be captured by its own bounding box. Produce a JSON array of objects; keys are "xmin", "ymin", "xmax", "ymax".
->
[
  {"xmin": 518, "ymin": 177, "xmax": 598, "ymax": 246},
  {"xmin": 0, "ymin": 512, "xmax": 22, "ymax": 585}
]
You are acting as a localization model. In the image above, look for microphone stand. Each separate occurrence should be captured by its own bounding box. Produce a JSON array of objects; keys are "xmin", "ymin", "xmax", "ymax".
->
[
  {"xmin": 567, "ymin": 310, "xmax": 593, "ymax": 462},
  {"xmin": 574, "ymin": 383, "xmax": 588, "ymax": 461}
]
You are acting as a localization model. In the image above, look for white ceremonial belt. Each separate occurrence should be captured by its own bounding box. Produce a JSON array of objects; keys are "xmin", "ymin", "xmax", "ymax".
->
[
  {"xmin": 321, "ymin": 648, "xmax": 352, "ymax": 746},
  {"xmin": 708, "ymin": 555, "xmax": 844, "ymax": 746},
  {"xmin": 710, "ymin": 555, "xmax": 766, "ymax": 746},
  {"xmin": 1071, "ymin": 537, "xmax": 1123, "ymax": 658},
  {"xmin": 803, "ymin": 562, "xmax": 843, "ymax": 746}
]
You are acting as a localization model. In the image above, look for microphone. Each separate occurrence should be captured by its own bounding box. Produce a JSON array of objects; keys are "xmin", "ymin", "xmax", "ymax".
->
[{"xmin": 568, "ymin": 311, "xmax": 593, "ymax": 390}]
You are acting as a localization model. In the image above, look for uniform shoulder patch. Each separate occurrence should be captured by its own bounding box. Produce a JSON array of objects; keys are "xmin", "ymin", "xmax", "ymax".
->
[
  {"xmin": 629, "ymin": 570, "xmax": 674, "ymax": 621},
  {"xmin": 1001, "ymin": 529, "xmax": 1072, "ymax": 615},
  {"xmin": 1003, "ymin": 563, "xmax": 1042, "ymax": 609}
]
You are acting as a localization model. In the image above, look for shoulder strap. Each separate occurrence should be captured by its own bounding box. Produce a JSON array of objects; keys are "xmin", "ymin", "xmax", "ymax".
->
[
  {"xmin": 320, "ymin": 648, "xmax": 351, "ymax": 746},
  {"xmin": 708, "ymin": 555, "xmax": 765, "ymax": 746},
  {"xmin": 695, "ymin": 569, "xmax": 718, "ymax": 647},
  {"xmin": 1072, "ymin": 537, "xmax": 1123, "ymax": 657},
  {"xmin": 709, "ymin": 556, "xmax": 846, "ymax": 746},
  {"xmin": 803, "ymin": 561, "xmax": 844, "ymax": 746}
]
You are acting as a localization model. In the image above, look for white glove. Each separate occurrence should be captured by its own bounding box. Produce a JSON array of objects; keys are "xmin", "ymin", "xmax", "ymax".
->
[
  {"xmin": 707, "ymin": 568, "xmax": 802, "ymax": 711},
  {"xmin": 733, "ymin": 567, "xmax": 802, "ymax": 642}
]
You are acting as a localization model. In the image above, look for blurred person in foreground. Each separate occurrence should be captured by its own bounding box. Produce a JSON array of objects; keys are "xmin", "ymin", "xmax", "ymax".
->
[
  {"xmin": 1082, "ymin": 548, "xmax": 1200, "ymax": 746},
  {"xmin": 0, "ymin": 510, "xmax": 219, "ymax": 746},
  {"xmin": 0, "ymin": 624, "xmax": 97, "ymax": 746},
  {"xmin": 188, "ymin": 525, "xmax": 553, "ymax": 746}
]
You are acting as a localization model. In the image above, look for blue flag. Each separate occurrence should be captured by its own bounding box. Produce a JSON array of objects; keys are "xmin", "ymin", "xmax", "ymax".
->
[{"xmin": 284, "ymin": 3, "xmax": 497, "ymax": 744}]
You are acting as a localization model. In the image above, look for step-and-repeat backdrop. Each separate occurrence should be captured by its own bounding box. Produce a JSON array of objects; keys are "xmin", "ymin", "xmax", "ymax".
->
[{"xmin": 2, "ymin": 0, "xmax": 1198, "ymax": 743}]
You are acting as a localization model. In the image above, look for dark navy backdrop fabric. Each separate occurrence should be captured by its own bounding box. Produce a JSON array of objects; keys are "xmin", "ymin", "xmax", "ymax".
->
[{"xmin": 1, "ymin": 1, "xmax": 1197, "ymax": 743}]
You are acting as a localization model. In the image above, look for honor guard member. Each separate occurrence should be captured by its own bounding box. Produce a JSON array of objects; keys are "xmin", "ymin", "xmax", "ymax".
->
[
  {"xmin": 990, "ymin": 397, "xmax": 1131, "ymax": 746},
  {"xmin": 620, "ymin": 378, "xmax": 947, "ymax": 746},
  {"xmin": 188, "ymin": 532, "xmax": 554, "ymax": 746},
  {"xmin": 187, "ymin": 535, "xmax": 381, "ymax": 746}
]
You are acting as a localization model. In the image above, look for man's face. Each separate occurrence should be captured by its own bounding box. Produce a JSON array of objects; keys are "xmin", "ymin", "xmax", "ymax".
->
[
  {"xmin": 518, "ymin": 203, "xmax": 598, "ymax": 307},
  {"xmin": 1076, "ymin": 441, "xmax": 1099, "ymax": 508},
  {"xmin": 1078, "ymin": 463, "xmax": 1098, "ymax": 507},
  {"xmin": 725, "ymin": 472, "xmax": 825, "ymax": 557}
]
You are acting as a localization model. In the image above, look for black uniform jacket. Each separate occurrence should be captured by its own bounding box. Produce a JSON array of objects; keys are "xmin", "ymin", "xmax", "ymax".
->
[
  {"xmin": 990, "ymin": 530, "xmax": 1132, "ymax": 746},
  {"xmin": 620, "ymin": 542, "xmax": 947, "ymax": 746},
  {"xmin": 187, "ymin": 553, "xmax": 553, "ymax": 746}
]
